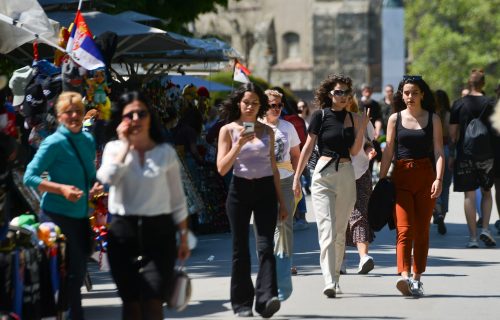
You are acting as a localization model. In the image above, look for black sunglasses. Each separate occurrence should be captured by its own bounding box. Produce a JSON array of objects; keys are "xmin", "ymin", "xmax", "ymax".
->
[
  {"xmin": 122, "ymin": 110, "xmax": 149, "ymax": 120},
  {"xmin": 330, "ymin": 89, "xmax": 351, "ymax": 97},
  {"xmin": 269, "ymin": 103, "xmax": 283, "ymax": 110},
  {"xmin": 403, "ymin": 75, "xmax": 422, "ymax": 81}
]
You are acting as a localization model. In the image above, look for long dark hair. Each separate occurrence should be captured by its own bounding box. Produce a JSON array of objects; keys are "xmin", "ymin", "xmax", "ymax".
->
[
  {"xmin": 221, "ymin": 82, "xmax": 269, "ymax": 123},
  {"xmin": 434, "ymin": 89, "xmax": 450, "ymax": 113},
  {"xmin": 314, "ymin": 74, "xmax": 353, "ymax": 109},
  {"xmin": 110, "ymin": 91, "xmax": 165, "ymax": 144},
  {"xmin": 394, "ymin": 76, "xmax": 435, "ymax": 113}
]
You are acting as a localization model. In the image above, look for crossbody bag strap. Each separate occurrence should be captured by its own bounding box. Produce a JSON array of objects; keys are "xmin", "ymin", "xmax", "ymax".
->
[{"xmin": 65, "ymin": 136, "xmax": 90, "ymax": 200}]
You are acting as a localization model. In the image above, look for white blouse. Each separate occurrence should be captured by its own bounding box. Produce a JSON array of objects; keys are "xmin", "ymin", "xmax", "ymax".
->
[
  {"xmin": 97, "ymin": 140, "xmax": 188, "ymax": 224},
  {"xmin": 351, "ymin": 122, "xmax": 375, "ymax": 180}
]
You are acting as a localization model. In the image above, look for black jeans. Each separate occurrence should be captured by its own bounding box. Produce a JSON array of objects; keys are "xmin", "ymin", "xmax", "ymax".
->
[
  {"xmin": 42, "ymin": 210, "xmax": 92, "ymax": 320},
  {"xmin": 226, "ymin": 176, "xmax": 278, "ymax": 314}
]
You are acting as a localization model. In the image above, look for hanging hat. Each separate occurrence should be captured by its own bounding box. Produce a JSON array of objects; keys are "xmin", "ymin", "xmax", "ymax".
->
[
  {"xmin": 22, "ymin": 83, "xmax": 47, "ymax": 118},
  {"xmin": 9, "ymin": 66, "xmax": 34, "ymax": 106},
  {"xmin": 197, "ymin": 86, "xmax": 210, "ymax": 98}
]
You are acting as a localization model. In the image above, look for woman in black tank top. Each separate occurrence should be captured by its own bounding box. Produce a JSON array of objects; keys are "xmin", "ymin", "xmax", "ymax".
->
[{"xmin": 379, "ymin": 76, "xmax": 444, "ymax": 297}]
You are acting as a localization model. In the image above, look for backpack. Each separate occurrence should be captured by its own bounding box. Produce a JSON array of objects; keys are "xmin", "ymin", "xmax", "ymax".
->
[
  {"xmin": 463, "ymin": 104, "xmax": 493, "ymax": 161},
  {"xmin": 282, "ymin": 114, "xmax": 307, "ymax": 149}
]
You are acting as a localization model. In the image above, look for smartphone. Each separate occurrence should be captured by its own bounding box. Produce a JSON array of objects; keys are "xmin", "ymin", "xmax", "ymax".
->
[{"xmin": 243, "ymin": 122, "xmax": 255, "ymax": 134}]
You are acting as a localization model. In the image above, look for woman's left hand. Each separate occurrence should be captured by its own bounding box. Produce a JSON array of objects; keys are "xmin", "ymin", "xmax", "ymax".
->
[
  {"xmin": 89, "ymin": 182, "xmax": 104, "ymax": 198},
  {"xmin": 279, "ymin": 205, "xmax": 288, "ymax": 221},
  {"xmin": 178, "ymin": 237, "xmax": 191, "ymax": 261},
  {"xmin": 430, "ymin": 179, "xmax": 442, "ymax": 199}
]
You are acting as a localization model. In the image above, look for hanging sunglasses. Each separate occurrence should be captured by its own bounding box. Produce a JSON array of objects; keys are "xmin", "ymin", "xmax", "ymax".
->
[
  {"xmin": 269, "ymin": 103, "xmax": 283, "ymax": 110},
  {"xmin": 122, "ymin": 110, "xmax": 149, "ymax": 120},
  {"xmin": 402, "ymin": 75, "xmax": 422, "ymax": 81},
  {"xmin": 330, "ymin": 89, "xmax": 351, "ymax": 97}
]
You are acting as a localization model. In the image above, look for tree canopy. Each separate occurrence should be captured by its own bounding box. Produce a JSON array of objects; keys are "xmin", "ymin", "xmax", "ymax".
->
[
  {"xmin": 405, "ymin": 0, "xmax": 500, "ymax": 100},
  {"xmin": 102, "ymin": 0, "xmax": 231, "ymax": 34}
]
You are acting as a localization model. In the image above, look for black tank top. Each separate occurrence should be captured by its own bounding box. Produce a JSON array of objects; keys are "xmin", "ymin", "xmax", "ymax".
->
[{"xmin": 396, "ymin": 111, "xmax": 433, "ymax": 160}]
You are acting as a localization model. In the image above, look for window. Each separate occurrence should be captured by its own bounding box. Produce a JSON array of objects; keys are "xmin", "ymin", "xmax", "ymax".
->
[{"xmin": 283, "ymin": 32, "xmax": 300, "ymax": 60}]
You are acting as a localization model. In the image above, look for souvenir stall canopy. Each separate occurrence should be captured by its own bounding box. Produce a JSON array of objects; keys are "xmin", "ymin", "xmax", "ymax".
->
[{"xmin": 164, "ymin": 75, "xmax": 232, "ymax": 92}]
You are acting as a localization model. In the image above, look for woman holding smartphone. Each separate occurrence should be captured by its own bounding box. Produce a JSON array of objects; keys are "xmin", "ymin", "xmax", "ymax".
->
[{"xmin": 217, "ymin": 82, "xmax": 288, "ymax": 318}]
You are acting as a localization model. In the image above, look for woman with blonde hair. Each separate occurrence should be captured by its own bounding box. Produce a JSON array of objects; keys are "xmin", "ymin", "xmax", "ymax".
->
[
  {"xmin": 344, "ymin": 93, "xmax": 376, "ymax": 274},
  {"xmin": 24, "ymin": 91, "xmax": 102, "ymax": 320}
]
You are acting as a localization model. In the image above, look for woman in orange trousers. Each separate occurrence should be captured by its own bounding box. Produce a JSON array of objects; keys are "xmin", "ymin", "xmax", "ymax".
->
[{"xmin": 379, "ymin": 75, "xmax": 444, "ymax": 297}]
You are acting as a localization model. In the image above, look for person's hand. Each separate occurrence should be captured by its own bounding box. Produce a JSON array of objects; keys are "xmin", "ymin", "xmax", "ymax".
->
[
  {"xmin": 292, "ymin": 177, "xmax": 302, "ymax": 198},
  {"xmin": 60, "ymin": 184, "xmax": 84, "ymax": 202},
  {"xmin": 116, "ymin": 118, "xmax": 131, "ymax": 142},
  {"xmin": 431, "ymin": 179, "xmax": 442, "ymax": 199},
  {"xmin": 361, "ymin": 107, "xmax": 371, "ymax": 127},
  {"xmin": 89, "ymin": 182, "xmax": 104, "ymax": 198},
  {"xmin": 177, "ymin": 234, "xmax": 191, "ymax": 261},
  {"xmin": 366, "ymin": 146, "xmax": 377, "ymax": 160},
  {"xmin": 236, "ymin": 127, "xmax": 255, "ymax": 148},
  {"xmin": 278, "ymin": 205, "xmax": 288, "ymax": 221}
]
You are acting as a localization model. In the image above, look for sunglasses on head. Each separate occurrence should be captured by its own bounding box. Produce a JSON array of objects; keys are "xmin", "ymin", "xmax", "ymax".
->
[
  {"xmin": 122, "ymin": 110, "xmax": 149, "ymax": 120},
  {"xmin": 403, "ymin": 75, "xmax": 422, "ymax": 81},
  {"xmin": 330, "ymin": 89, "xmax": 351, "ymax": 97},
  {"xmin": 269, "ymin": 103, "xmax": 283, "ymax": 110}
]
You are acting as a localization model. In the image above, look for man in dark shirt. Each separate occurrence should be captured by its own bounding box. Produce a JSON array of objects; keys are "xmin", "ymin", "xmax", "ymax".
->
[
  {"xmin": 360, "ymin": 84, "xmax": 383, "ymax": 168},
  {"xmin": 449, "ymin": 69, "xmax": 496, "ymax": 248}
]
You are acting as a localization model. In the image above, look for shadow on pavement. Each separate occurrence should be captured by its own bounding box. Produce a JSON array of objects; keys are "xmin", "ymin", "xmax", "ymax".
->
[{"xmin": 164, "ymin": 299, "xmax": 230, "ymax": 318}]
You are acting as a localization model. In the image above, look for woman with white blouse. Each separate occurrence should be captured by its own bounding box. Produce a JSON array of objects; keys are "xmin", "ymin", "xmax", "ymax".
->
[{"xmin": 97, "ymin": 91, "xmax": 190, "ymax": 320}]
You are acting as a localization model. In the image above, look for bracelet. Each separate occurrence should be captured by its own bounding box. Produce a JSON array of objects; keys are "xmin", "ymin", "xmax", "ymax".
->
[{"xmin": 435, "ymin": 178, "xmax": 442, "ymax": 181}]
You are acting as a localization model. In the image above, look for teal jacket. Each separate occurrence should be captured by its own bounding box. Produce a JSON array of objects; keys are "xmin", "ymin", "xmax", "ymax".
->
[{"xmin": 24, "ymin": 125, "xmax": 96, "ymax": 219}]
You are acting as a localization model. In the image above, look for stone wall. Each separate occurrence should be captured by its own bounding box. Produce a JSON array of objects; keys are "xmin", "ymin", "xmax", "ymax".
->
[{"xmin": 194, "ymin": 0, "xmax": 383, "ymax": 91}]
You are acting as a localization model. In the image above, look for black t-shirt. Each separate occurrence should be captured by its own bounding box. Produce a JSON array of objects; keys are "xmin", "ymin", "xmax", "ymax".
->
[
  {"xmin": 449, "ymin": 95, "xmax": 495, "ymax": 148},
  {"xmin": 308, "ymin": 108, "xmax": 354, "ymax": 159}
]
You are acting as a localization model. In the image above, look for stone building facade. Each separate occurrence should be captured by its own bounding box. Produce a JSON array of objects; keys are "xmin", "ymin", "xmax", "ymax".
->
[{"xmin": 193, "ymin": 0, "xmax": 384, "ymax": 94}]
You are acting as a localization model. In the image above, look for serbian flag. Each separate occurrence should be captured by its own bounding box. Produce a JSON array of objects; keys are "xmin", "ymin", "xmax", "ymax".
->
[
  {"xmin": 66, "ymin": 11, "xmax": 105, "ymax": 70},
  {"xmin": 233, "ymin": 60, "xmax": 251, "ymax": 83}
]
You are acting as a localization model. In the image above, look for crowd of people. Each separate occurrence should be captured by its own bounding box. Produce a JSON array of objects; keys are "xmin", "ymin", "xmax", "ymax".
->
[{"xmin": 1, "ymin": 65, "xmax": 500, "ymax": 319}]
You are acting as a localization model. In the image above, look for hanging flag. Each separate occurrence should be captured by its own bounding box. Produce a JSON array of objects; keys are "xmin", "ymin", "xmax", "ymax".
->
[
  {"xmin": 233, "ymin": 60, "xmax": 251, "ymax": 84},
  {"xmin": 66, "ymin": 11, "xmax": 105, "ymax": 70}
]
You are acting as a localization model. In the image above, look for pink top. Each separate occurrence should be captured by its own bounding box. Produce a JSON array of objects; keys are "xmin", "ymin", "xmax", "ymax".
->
[{"xmin": 231, "ymin": 127, "xmax": 273, "ymax": 179}]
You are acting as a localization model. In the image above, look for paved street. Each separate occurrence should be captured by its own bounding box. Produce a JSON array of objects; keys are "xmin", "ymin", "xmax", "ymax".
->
[{"xmin": 82, "ymin": 187, "xmax": 500, "ymax": 319}]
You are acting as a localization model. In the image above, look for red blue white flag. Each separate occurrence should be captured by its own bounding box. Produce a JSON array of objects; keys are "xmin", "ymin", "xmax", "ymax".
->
[
  {"xmin": 66, "ymin": 11, "xmax": 105, "ymax": 70},
  {"xmin": 233, "ymin": 60, "xmax": 251, "ymax": 83}
]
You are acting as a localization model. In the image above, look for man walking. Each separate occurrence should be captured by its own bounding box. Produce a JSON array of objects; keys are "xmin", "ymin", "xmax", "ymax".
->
[{"xmin": 449, "ymin": 69, "xmax": 497, "ymax": 248}]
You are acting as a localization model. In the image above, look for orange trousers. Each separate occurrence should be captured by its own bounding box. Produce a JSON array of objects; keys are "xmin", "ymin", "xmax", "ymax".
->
[{"xmin": 392, "ymin": 158, "xmax": 436, "ymax": 275}]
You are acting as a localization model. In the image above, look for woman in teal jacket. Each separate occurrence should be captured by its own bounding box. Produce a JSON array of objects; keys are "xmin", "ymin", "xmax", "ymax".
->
[{"xmin": 24, "ymin": 91, "xmax": 102, "ymax": 320}]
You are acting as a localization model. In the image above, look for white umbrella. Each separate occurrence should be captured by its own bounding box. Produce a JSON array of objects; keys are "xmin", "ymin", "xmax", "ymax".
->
[{"xmin": 0, "ymin": 0, "xmax": 62, "ymax": 54}]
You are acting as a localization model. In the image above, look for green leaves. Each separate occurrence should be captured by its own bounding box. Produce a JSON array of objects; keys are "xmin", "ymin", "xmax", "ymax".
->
[{"xmin": 405, "ymin": 0, "xmax": 500, "ymax": 99}]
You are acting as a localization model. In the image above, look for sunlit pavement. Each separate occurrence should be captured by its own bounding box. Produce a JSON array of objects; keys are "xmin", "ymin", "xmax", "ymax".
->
[{"xmin": 82, "ymin": 186, "xmax": 500, "ymax": 319}]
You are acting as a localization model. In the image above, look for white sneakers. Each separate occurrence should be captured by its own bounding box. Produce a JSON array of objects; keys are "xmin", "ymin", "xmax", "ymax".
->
[
  {"xmin": 396, "ymin": 277, "xmax": 424, "ymax": 297},
  {"xmin": 358, "ymin": 255, "xmax": 374, "ymax": 274},
  {"xmin": 323, "ymin": 283, "xmax": 336, "ymax": 298},
  {"xmin": 466, "ymin": 238, "xmax": 479, "ymax": 248},
  {"xmin": 479, "ymin": 229, "xmax": 497, "ymax": 247}
]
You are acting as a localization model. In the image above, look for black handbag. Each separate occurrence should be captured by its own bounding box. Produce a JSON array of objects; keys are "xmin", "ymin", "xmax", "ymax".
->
[{"xmin": 368, "ymin": 177, "xmax": 396, "ymax": 231}]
